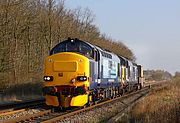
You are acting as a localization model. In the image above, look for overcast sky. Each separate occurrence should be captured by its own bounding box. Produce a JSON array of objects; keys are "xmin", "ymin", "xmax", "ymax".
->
[{"xmin": 66, "ymin": 0, "xmax": 180, "ymax": 75}]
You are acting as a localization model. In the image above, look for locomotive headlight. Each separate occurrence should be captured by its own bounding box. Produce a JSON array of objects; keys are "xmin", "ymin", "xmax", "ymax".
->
[
  {"xmin": 77, "ymin": 76, "xmax": 87, "ymax": 81},
  {"xmin": 46, "ymin": 77, "xmax": 50, "ymax": 80},
  {"xmin": 44, "ymin": 76, "xmax": 53, "ymax": 81}
]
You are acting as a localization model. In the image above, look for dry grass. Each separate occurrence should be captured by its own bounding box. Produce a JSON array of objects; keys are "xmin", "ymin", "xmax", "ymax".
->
[
  {"xmin": 129, "ymin": 80, "xmax": 180, "ymax": 123},
  {"xmin": 0, "ymin": 82, "xmax": 43, "ymax": 104}
]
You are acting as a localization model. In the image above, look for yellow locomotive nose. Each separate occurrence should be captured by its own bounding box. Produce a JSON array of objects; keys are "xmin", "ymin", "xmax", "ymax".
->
[{"xmin": 43, "ymin": 52, "xmax": 90, "ymax": 107}]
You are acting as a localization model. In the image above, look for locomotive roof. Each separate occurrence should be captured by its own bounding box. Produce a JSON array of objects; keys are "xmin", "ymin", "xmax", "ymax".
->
[
  {"xmin": 54, "ymin": 38, "xmax": 135, "ymax": 64},
  {"xmin": 63, "ymin": 38, "xmax": 114, "ymax": 55},
  {"xmin": 67, "ymin": 38, "xmax": 96, "ymax": 49}
]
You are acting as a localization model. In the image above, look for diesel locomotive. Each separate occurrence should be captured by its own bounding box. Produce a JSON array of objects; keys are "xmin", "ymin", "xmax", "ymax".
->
[{"xmin": 43, "ymin": 38, "xmax": 144, "ymax": 108}]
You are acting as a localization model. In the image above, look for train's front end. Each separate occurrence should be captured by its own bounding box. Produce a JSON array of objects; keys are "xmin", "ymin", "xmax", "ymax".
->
[{"xmin": 43, "ymin": 39, "xmax": 94, "ymax": 108}]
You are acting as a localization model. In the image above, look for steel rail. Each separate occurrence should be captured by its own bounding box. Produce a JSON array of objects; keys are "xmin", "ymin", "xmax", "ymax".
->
[
  {"xmin": 41, "ymin": 81, "xmax": 166, "ymax": 123},
  {"xmin": 41, "ymin": 87, "xmax": 150, "ymax": 123},
  {"xmin": 0, "ymin": 98, "xmax": 45, "ymax": 122},
  {"xmin": 0, "ymin": 109, "xmax": 26, "ymax": 117},
  {"xmin": 1, "ymin": 81, "xmax": 166, "ymax": 123},
  {"xmin": 3, "ymin": 110, "xmax": 51, "ymax": 123},
  {"xmin": 0, "ymin": 98, "xmax": 45, "ymax": 114}
]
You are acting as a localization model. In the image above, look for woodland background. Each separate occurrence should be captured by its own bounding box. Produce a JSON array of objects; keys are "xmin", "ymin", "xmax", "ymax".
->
[
  {"xmin": 0, "ymin": 0, "xmax": 174, "ymax": 100},
  {"xmin": 0, "ymin": 0, "xmax": 134, "ymax": 92}
]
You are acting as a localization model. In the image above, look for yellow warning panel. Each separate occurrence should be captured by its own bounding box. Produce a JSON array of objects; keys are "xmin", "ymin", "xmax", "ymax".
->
[
  {"xmin": 45, "ymin": 95, "xmax": 59, "ymax": 106},
  {"xmin": 70, "ymin": 94, "xmax": 88, "ymax": 107},
  {"xmin": 53, "ymin": 61, "xmax": 78, "ymax": 72}
]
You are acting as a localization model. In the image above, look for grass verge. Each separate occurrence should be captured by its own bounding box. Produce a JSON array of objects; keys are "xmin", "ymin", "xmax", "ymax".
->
[
  {"xmin": 118, "ymin": 80, "xmax": 180, "ymax": 123},
  {"xmin": 0, "ymin": 82, "xmax": 43, "ymax": 104}
]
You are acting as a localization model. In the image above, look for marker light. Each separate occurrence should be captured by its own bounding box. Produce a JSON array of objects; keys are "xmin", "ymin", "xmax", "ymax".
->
[{"xmin": 77, "ymin": 76, "xmax": 87, "ymax": 81}]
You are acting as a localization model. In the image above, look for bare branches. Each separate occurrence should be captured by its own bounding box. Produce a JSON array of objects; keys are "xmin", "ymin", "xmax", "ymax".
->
[{"xmin": 0, "ymin": 0, "xmax": 135, "ymax": 88}]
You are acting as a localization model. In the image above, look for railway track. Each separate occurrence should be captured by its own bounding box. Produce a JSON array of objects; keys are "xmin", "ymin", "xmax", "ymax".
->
[
  {"xmin": 0, "ymin": 98, "xmax": 45, "ymax": 113},
  {"xmin": 0, "ymin": 81, "xmax": 166, "ymax": 123},
  {"xmin": 0, "ymin": 98, "xmax": 45, "ymax": 122},
  {"xmin": 1, "ymin": 87, "xmax": 150, "ymax": 123},
  {"xmin": 41, "ymin": 87, "xmax": 151, "ymax": 123}
]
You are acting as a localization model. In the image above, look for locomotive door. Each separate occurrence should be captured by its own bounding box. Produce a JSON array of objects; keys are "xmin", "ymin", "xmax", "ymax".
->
[{"xmin": 90, "ymin": 61, "xmax": 95, "ymax": 82}]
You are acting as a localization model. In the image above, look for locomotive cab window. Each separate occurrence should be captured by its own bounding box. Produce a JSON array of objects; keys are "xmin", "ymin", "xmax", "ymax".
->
[
  {"xmin": 50, "ymin": 39, "xmax": 95, "ymax": 59},
  {"xmin": 79, "ymin": 42, "xmax": 93, "ymax": 58},
  {"xmin": 50, "ymin": 43, "xmax": 66, "ymax": 54},
  {"xmin": 66, "ymin": 41, "xmax": 79, "ymax": 52}
]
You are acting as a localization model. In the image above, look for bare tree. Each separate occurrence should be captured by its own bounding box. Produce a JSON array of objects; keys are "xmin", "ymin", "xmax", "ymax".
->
[{"xmin": 0, "ymin": 0, "xmax": 135, "ymax": 92}]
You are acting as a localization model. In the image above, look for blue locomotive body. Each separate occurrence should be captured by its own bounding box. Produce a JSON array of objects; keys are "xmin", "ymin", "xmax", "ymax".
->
[{"xmin": 43, "ymin": 38, "xmax": 144, "ymax": 108}]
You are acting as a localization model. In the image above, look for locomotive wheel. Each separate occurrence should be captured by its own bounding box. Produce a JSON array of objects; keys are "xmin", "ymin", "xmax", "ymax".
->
[
  {"xmin": 136, "ymin": 85, "xmax": 139, "ymax": 91},
  {"xmin": 51, "ymin": 107, "xmax": 55, "ymax": 113},
  {"xmin": 120, "ymin": 89, "xmax": 124, "ymax": 96},
  {"xmin": 140, "ymin": 83, "xmax": 142, "ymax": 89},
  {"xmin": 57, "ymin": 106, "xmax": 65, "ymax": 112}
]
